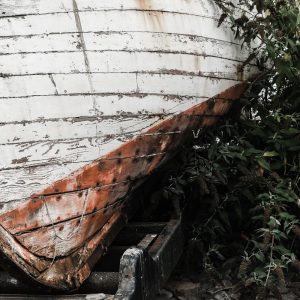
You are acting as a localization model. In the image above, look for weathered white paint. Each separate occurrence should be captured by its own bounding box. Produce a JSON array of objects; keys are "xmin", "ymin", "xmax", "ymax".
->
[
  {"xmin": 0, "ymin": 52, "xmax": 254, "ymax": 78},
  {"xmin": 0, "ymin": 163, "xmax": 85, "ymax": 207},
  {"xmin": 0, "ymin": 0, "xmax": 257, "ymax": 213},
  {"xmin": 0, "ymin": 117, "xmax": 161, "ymax": 146},
  {"xmin": 0, "ymin": 74, "xmax": 246, "ymax": 98},
  {"xmin": 0, "ymin": 11, "xmax": 230, "ymax": 41},
  {"xmin": 0, "ymin": 0, "xmax": 221, "ymax": 18},
  {"xmin": 0, "ymin": 136, "xmax": 128, "ymax": 170},
  {"xmin": 0, "ymin": 32, "xmax": 249, "ymax": 62},
  {"xmin": 0, "ymin": 95, "xmax": 200, "ymax": 124}
]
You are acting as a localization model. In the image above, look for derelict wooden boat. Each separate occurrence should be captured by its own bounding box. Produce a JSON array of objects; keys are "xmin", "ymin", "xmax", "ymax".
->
[{"xmin": 0, "ymin": 0, "xmax": 257, "ymax": 291}]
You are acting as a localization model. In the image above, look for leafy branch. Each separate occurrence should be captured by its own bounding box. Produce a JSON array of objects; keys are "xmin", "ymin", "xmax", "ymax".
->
[{"xmin": 162, "ymin": 1, "xmax": 300, "ymax": 298}]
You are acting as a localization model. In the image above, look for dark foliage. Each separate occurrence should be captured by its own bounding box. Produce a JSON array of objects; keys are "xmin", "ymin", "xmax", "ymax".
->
[{"xmin": 162, "ymin": 0, "xmax": 300, "ymax": 298}]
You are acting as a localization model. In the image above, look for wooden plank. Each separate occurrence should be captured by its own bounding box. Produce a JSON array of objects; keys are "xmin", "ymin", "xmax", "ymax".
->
[
  {"xmin": 0, "ymin": 94, "xmax": 200, "ymax": 124},
  {"xmin": 0, "ymin": 73, "xmax": 241, "ymax": 98},
  {"xmin": 79, "ymin": 11, "xmax": 234, "ymax": 42},
  {"xmin": 15, "ymin": 204, "xmax": 118, "ymax": 258},
  {"xmin": 87, "ymin": 52, "xmax": 250, "ymax": 79},
  {"xmin": 4, "ymin": 74, "xmax": 238, "ymax": 98},
  {"xmin": 0, "ymin": 51, "xmax": 252, "ymax": 78},
  {"xmin": 76, "ymin": 0, "xmax": 218, "ymax": 17},
  {"xmin": 52, "ymin": 73, "xmax": 138, "ymax": 95},
  {"xmin": 0, "ymin": 32, "xmax": 249, "ymax": 62},
  {"xmin": 0, "ymin": 182, "xmax": 130, "ymax": 235},
  {"xmin": 0, "ymin": 0, "xmax": 219, "ymax": 18},
  {"xmin": 0, "ymin": 163, "xmax": 86, "ymax": 208},
  {"xmin": 0, "ymin": 33, "xmax": 80, "ymax": 54},
  {"xmin": 136, "ymin": 74, "xmax": 240, "ymax": 97},
  {"xmin": 0, "ymin": 52, "xmax": 85, "ymax": 75},
  {"xmin": 0, "ymin": 136, "xmax": 128, "ymax": 170},
  {"xmin": 0, "ymin": 95, "xmax": 95, "ymax": 123},
  {"xmin": 0, "ymin": 75, "xmax": 56, "ymax": 98},
  {"xmin": 0, "ymin": 11, "xmax": 232, "ymax": 42},
  {"xmin": 0, "ymin": 71, "xmax": 253, "ymax": 99},
  {"xmin": 0, "ymin": 13, "xmax": 76, "ymax": 37},
  {"xmin": 83, "ymin": 32, "xmax": 249, "ymax": 60},
  {"xmin": 0, "ymin": 0, "xmax": 73, "ymax": 16},
  {"xmin": 1, "ymin": 128, "xmax": 192, "ymax": 171},
  {"xmin": 0, "ymin": 73, "xmax": 135, "ymax": 98},
  {"xmin": 0, "ymin": 115, "xmax": 165, "ymax": 144}
]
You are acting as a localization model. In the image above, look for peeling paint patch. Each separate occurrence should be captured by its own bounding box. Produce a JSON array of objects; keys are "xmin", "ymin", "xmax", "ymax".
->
[{"xmin": 12, "ymin": 157, "xmax": 29, "ymax": 164}]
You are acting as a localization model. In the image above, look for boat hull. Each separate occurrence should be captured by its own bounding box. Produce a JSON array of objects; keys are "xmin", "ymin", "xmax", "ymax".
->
[
  {"xmin": 0, "ymin": 82, "xmax": 248, "ymax": 290},
  {"xmin": 0, "ymin": 0, "xmax": 256, "ymax": 290},
  {"xmin": 0, "ymin": 0, "xmax": 256, "ymax": 213}
]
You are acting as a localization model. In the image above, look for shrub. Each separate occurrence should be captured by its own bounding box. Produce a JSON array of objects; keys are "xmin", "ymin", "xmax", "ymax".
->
[{"xmin": 163, "ymin": 0, "xmax": 300, "ymax": 297}]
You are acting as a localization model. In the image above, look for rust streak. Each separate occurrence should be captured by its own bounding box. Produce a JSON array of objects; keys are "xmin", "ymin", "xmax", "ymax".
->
[{"xmin": 136, "ymin": 0, "xmax": 151, "ymax": 10}]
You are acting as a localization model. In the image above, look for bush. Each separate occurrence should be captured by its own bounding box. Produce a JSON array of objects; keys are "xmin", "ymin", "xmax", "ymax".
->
[{"xmin": 163, "ymin": 0, "xmax": 300, "ymax": 297}]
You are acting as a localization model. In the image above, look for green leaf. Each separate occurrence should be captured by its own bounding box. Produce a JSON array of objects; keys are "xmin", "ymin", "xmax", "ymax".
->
[
  {"xmin": 255, "ymin": 252, "xmax": 265, "ymax": 262},
  {"xmin": 263, "ymin": 151, "xmax": 279, "ymax": 157},
  {"xmin": 283, "ymin": 128, "xmax": 300, "ymax": 135},
  {"xmin": 257, "ymin": 158, "xmax": 271, "ymax": 171},
  {"xmin": 274, "ymin": 245, "xmax": 292, "ymax": 256}
]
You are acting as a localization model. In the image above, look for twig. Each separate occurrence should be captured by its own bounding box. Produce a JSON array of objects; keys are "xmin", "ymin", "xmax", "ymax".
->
[{"xmin": 264, "ymin": 234, "xmax": 275, "ymax": 287}]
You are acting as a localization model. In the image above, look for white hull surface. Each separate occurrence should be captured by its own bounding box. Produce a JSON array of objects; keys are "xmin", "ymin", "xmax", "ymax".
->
[{"xmin": 0, "ymin": 0, "xmax": 255, "ymax": 212}]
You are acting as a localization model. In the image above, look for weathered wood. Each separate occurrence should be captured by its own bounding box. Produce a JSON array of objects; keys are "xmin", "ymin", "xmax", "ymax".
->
[
  {"xmin": 0, "ymin": 52, "xmax": 254, "ymax": 77},
  {"xmin": 16, "ymin": 203, "xmax": 117, "ymax": 257},
  {"xmin": 0, "ymin": 32, "xmax": 249, "ymax": 61},
  {"xmin": 1, "ymin": 183, "xmax": 130, "ymax": 235},
  {"xmin": 0, "ymin": 0, "xmax": 258, "ymax": 290},
  {"xmin": 0, "ymin": 83, "xmax": 248, "ymax": 290},
  {"xmin": 0, "ymin": 93, "xmax": 204, "ymax": 123},
  {"xmin": 0, "ymin": 163, "xmax": 86, "ymax": 208},
  {"xmin": 0, "ymin": 0, "xmax": 220, "ymax": 18},
  {"xmin": 0, "ymin": 73, "xmax": 242, "ymax": 98},
  {"xmin": 0, "ymin": 11, "xmax": 229, "ymax": 38}
]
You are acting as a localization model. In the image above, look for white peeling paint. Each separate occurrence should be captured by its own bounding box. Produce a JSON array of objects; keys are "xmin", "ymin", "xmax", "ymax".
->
[{"xmin": 0, "ymin": 0, "xmax": 257, "ymax": 213}]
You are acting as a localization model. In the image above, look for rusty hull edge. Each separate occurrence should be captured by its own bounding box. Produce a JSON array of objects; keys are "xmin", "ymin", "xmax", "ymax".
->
[
  {"xmin": 0, "ymin": 209, "xmax": 128, "ymax": 291},
  {"xmin": 0, "ymin": 82, "xmax": 249, "ymax": 290},
  {"xmin": 37, "ymin": 82, "xmax": 248, "ymax": 197}
]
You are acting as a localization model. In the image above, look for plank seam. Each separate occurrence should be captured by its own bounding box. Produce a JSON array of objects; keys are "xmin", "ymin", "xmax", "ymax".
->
[
  {"xmin": 0, "ymin": 30, "xmax": 241, "ymax": 46},
  {"xmin": 0, "ymin": 8, "xmax": 221, "ymax": 21}
]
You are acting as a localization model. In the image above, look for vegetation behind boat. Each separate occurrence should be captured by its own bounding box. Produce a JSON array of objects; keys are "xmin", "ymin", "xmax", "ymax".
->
[{"xmin": 161, "ymin": 0, "xmax": 300, "ymax": 298}]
